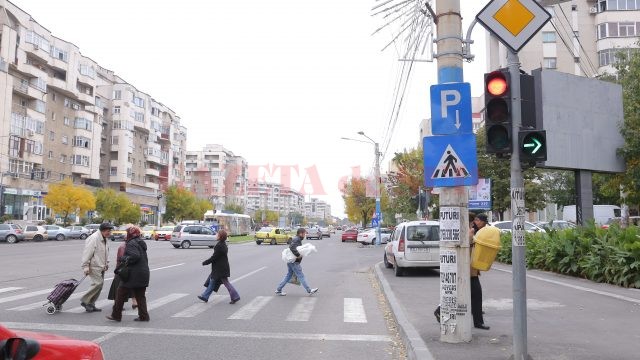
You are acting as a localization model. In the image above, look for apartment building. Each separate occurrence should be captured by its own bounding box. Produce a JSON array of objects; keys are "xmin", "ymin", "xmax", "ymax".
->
[
  {"xmin": 304, "ymin": 198, "xmax": 331, "ymax": 221},
  {"xmin": 0, "ymin": 0, "xmax": 186, "ymax": 223},
  {"xmin": 246, "ymin": 181, "xmax": 305, "ymax": 216},
  {"xmin": 487, "ymin": 0, "xmax": 640, "ymax": 76},
  {"xmin": 185, "ymin": 144, "xmax": 248, "ymax": 210}
]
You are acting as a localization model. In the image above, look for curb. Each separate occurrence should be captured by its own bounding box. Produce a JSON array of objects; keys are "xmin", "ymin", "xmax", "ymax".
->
[{"xmin": 374, "ymin": 262, "xmax": 435, "ymax": 360}]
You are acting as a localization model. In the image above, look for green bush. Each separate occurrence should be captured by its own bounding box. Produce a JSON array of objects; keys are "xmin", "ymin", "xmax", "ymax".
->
[{"xmin": 496, "ymin": 223, "xmax": 640, "ymax": 288}]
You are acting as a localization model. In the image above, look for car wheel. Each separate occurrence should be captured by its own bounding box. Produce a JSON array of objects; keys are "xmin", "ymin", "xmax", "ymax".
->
[
  {"xmin": 384, "ymin": 253, "xmax": 393, "ymax": 269},
  {"xmin": 80, "ymin": 233, "xmax": 88, "ymax": 240},
  {"xmin": 6, "ymin": 235, "xmax": 17, "ymax": 244},
  {"xmin": 394, "ymin": 263, "xmax": 404, "ymax": 277},
  {"xmin": 34, "ymin": 234, "xmax": 44, "ymax": 242},
  {"xmin": 172, "ymin": 244, "xmax": 180, "ymax": 248},
  {"xmin": 181, "ymin": 241, "xmax": 191, "ymax": 249},
  {"xmin": 270, "ymin": 238, "xmax": 276, "ymax": 245},
  {"xmin": 56, "ymin": 234, "xmax": 65, "ymax": 241}
]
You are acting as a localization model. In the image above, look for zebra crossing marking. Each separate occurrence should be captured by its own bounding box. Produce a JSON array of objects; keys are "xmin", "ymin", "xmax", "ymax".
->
[
  {"xmin": 344, "ymin": 298, "xmax": 367, "ymax": 323},
  {"xmin": 172, "ymin": 295, "xmax": 225, "ymax": 318},
  {"xmin": 228, "ymin": 296, "xmax": 272, "ymax": 320},
  {"xmin": 286, "ymin": 297, "xmax": 317, "ymax": 322},
  {"xmin": 7, "ymin": 290, "xmax": 88, "ymax": 311},
  {"xmin": 0, "ymin": 287, "xmax": 23, "ymax": 294},
  {"xmin": 0, "ymin": 289, "xmax": 54, "ymax": 306},
  {"xmin": 67, "ymin": 299, "xmax": 113, "ymax": 314},
  {"xmin": 123, "ymin": 293, "xmax": 188, "ymax": 316}
]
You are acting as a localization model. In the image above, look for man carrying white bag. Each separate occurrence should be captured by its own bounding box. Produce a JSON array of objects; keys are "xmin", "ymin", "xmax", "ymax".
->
[{"xmin": 275, "ymin": 228, "xmax": 318, "ymax": 296}]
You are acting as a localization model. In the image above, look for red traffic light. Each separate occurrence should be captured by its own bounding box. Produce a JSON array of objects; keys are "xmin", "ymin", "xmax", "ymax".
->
[{"xmin": 486, "ymin": 72, "xmax": 508, "ymax": 96}]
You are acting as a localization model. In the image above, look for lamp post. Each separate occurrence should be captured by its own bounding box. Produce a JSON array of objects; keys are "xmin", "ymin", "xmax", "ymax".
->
[{"xmin": 341, "ymin": 132, "xmax": 382, "ymax": 246}]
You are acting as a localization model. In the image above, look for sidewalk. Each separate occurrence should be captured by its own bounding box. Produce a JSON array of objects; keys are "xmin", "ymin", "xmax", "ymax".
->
[{"xmin": 375, "ymin": 262, "xmax": 640, "ymax": 360}]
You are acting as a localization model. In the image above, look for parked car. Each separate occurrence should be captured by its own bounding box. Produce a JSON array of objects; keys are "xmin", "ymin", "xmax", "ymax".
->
[
  {"xmin": 85, "ymin": 223, "xmax": 101, "ymax": 234},
  {"xmin": 109, "ymin": 225, "xmax": 129, "ymax": 241},
  {"xmin": 0, "ymin": 323, "xmax": 105, "ymax": 359},
  {"xmin": 341, "ymin": 228, "xmax": 358, "ymax": 242},
  {"xmin": 254, "ymin": 227, "xmax": 292, "ymax": 245},
  {"xmin": 155, "ymin": 226, "xmax": 175, "ymax": 241},
  {"xmin": 358, "ymin": 228, "xmax": 393, "ymax": 245},
  {"xmin": 305, "ymin": 227, "xmax": 323, "ymax": 240},
  {"xmin": 320, "ymin": 227, "xmax": 331, "ymax": 237},
  {"xmin": 535, "ymin": 220, "xmax": 576, "ymax": 231},
  {"xmin": 66, "ymin": 226, "xmax": 91, "ymax": 239},
  {"xmin": 43, "ymin": 225, "xmax": 70, "ymax": 241},
  {"xmin": 171, "ymin": 224, "xmax": 217, "ymax": 249},
  {"xmin": 23, "ymin": 224, "xmax": 49, "ymax": 242},
  {"xmin": 141, "ymin": 225, "xmax": 157, "ymax": 239},
  {"xmin": 490, "ymin": 221, "xmax": 546, "ymax": 233},
  {"xmin": 384, "ymin": 220, "xmax": 440, "ymax": 276},
  {"xmin": 0, "ymin": 223, "xmax": 25, "ymax": 244},
  {"xmin": 601, "ymin": 216, "xmax": 640, "ymax": 229}
]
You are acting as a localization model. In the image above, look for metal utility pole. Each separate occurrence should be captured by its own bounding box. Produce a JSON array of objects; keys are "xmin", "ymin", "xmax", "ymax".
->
[
  {"xmin": 357, "ymin": 131, "xmax": 382, "ymax": 246},
  {"xmin": 508, "ymin": 49, "xmax": 529, "ymax": 360},
  {"xmin": 436, "ymin": 0, "xmax": 471, "ymax": 343}
]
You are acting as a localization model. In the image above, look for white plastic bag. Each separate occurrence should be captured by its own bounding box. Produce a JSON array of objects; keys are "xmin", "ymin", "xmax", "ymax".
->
[{"xmin": 281, "ymin": 243, "xmax": 318, "ymax": 263}]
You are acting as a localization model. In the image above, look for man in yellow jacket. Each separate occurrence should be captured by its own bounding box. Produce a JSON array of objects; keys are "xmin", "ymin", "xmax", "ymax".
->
[{"xmin": 80, "ymin": 222, "xmax": 113, "ymax": 312}]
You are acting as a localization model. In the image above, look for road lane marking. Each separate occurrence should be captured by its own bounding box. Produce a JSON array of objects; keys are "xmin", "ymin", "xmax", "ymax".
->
[
  {"xmin": 230, "ymin": 266, "xmax": 267, "ymax": 283},
  {"xmin": 0, "ymin": 289, "xmax": 54, "ymax": 305},
  {"xmin": 8, "ymin": 290, "xmax": 88, "ymax": 311},
  {"xmin": 104, "ymin": 263, "xmax": 186, "ymax": 281},
  {"xmin": 92, "ymin": 326, "xmax": 131, "ymax": 344},
  {"xmin": 67, "ymin": 299, "xmax": 114, "ymax": 313},
  {"xmin": 2, "ymin": 322, "xmax": 392, "ymax": 343},
  {"xmin": 286, "ymin": 297, "xmax": 316, "ymax": 322},
  {"xmin": 494, "ymin": 267, "xmax": 640, "ymax": 305},
  {"xmin": 228, "ymin": 296, "xmax": 272, "ymax": 320},
  {"xmin": 0, "ymin": 287, "xmax": 23, "ymax": 294},
  {"xmin": 123, "ymin": 293, "xmax": 188, "ymax": 316},
  {"xmin": 171, "ymin": 295, "xmax": 225, "ymax": 318},
  {"xmin": 344, "ymin": 298, "xmax": 367, "ymax": 323}
]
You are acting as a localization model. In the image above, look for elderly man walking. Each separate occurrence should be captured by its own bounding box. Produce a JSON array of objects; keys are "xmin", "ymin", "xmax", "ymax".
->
[{"xmin": 80, "ymin": 222, "xmax": 113, "ymax": 312}]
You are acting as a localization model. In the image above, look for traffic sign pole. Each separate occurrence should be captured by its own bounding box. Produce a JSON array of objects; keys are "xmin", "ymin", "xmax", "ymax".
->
[
  {"xmin": 508, "ymin": 50, "xmax": 530, "ymax": 360},
  {"xmin": 435, "ymin": 0, "xmax": 471, "ymax": 343}
]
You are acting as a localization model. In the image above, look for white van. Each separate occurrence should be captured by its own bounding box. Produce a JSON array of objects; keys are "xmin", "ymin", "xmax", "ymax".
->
[{"xmin": 562, "ymin": 205, "xmax": 621, "ymax": 225}]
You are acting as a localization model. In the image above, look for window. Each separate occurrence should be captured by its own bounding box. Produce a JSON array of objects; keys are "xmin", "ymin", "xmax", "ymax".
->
[
  {"xmin": 51, "ymin": 112, "xmax": 56, "ymax": 121},
  {"xmin": 48, "ymin": 151, "xmax": 53, "ymax": 159},
  {"xmin": 25, "ymin": 30, "xmax": 50, "ymax": 52},
  {"xmin": 33, "ymin": 99, "xmax": 46, "ymax": 113},
  {"xmin": 73, "ymin": 136, "xmax": 90, "ymax": 148},
  {"xmin": 111, "ymin": 136, "xmax": 119, "ymax": 145},
  {"xmin": 543, "ymin": 57, "xmax": 557, "ymax": 69},
  {"xmin": 135, "ymin": 112, "xmax": 144, "ymax": 122},
  {"xmin": 61, "ymin": 135, "xmax": 68, "ymax": 145},
  {"xmin": 133, "ymin": 96, "xmax": 144, "ymax": 107},
  {"xmin": 74, "ymin": 118, "xmax": 93, "ymax": 131},
  {"xmin": 110, "ymin": 167, "xmax": 117, "ymax": 176},
  {"xmin": 49, "ymin": 131, "xmax": 55, "ymax": 141},
  {"xmin": 50, "ymin": 47, "xmax": 68, "ymax": 62},
  {"xmin": 59, "ymin": 154, "xmax": 67, "ymax": 163},
  {"xmin": 72, "ymin": 155, "xmax": 90, "ymax": 166},
  {"xmin": 541, "ymin": 31, "xmax": 556, "ymax": 43},
  {"xmin": 113, "ymin": 90, "xmax": 122, "ymax": 100},
  {"xmin": 619, "ymin": 22, "xmax": 635, "ymax": 36},
  {"xmin": 113, "ymin": 106, "xmax": 121, "ymax": 114},
  {"xmin": 78, "ymin": 64, "xmax": 96, "ymax": 79},
  {"xmin": 64, "ymin": 117, "xmax": 70, "ymax": 126}
]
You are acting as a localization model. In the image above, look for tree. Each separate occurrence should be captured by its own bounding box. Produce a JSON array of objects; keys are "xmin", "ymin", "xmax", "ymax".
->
[
  {"xmin": 342, "ymin": 177, "xmax": 389, "ymax": 227},
  {"xmin": 224, "ymin": 203, "xmax": 244, "ymax": 214},
  {"xmin": 252, "ymin": 210, "xmax": 278, "ymax": 224},
  {"xmin": 189, "ymin": 198, "xmax": 211, "ymax": 220},
  {"xmin": 163, "ymin": 186, "xmax": 199, "ymax": 223},
  {"xmin": 96, "ymin": 188, "xmax": 142, "ymax": 225},
  {"xmin": 44, "ymin": 179, "xmax": 95, "ymax": 226},
  {"xmin": 288, "ymin": 211, "xmax": 304, "ymax": 226},
  {"xmin": 386, "ymin": 148, "xmax": 432, "ymax": 219}
]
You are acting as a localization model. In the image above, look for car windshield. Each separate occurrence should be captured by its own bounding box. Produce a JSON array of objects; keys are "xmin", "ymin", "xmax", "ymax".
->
[
  {"xmin": 160, "ymin": 226, "xmax": 174, "ymax": 231},
  {"xmin": 117, "ymin": 226, "xmax": 129, "ymax": 231},
  {"xmin": 142, "ymin": 226, "xmax": 155, "ymax": 231},
  {"xmin": 259, "ymin": 227, "xmax": 273, "ymax": 232},
  {"xmin": 406, "ymin": 225, "xmax": 439, "ymax": 241}
]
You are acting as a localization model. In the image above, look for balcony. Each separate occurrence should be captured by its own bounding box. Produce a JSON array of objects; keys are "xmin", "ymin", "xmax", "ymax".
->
[
  {"xmin": 145, "ymin": 168, "xmax": 160, "ymax": 177},
  {"xmin": 158, "ymin": 132, "xmax": 170, "ymax": 142},
  {"xmin": 71, "ymin": 165, "xmax": 90, "ymax": 176},
  {"xmin": 145, "ymin": 152, "xmax": 161, "ymax": 164},
  {"xmin": 47, "ymin": 77, "xmax": 68, "ymax": 92},
  {"xmin": 12, "ymin": 82, "xmax": 42, "ymax": 100},
  {"xmin": 76, "ymin": 91, "xmax": 94, "ymax": 105},
  {"xmin": 144, "ymin": 182, "xmax": 159, "ymax": 190}
]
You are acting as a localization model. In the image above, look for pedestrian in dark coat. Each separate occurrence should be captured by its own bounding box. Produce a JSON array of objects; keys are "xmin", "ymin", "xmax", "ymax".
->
[
  {"xmin": 107, "ymin": 226, "xmax": 150, "ymax": 322},
  {"xmin": 198, "ymin": 230, "xmax": 240, "ymax": 304}
]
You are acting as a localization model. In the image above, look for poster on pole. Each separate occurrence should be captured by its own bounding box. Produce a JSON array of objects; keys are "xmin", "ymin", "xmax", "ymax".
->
[
  {"xmin": 439, "ymin": 249, "xmax": 458, "ymax": 334},
  {"xmin": 511, "ymin": 187, "xmax": 526, "ymax": 246},
  {"xmin": 439, "ymin": 207, "xmax": 461, "ymax": 243},
  {"xmin": 469, "ymin": 178, "xmax": 491, "ymax": 210}
]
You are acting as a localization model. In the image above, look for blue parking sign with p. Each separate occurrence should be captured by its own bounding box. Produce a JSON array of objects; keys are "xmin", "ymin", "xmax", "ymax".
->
[{"xmin": 430, "ymin": 83, "xmax": 472, "ymax": 135}]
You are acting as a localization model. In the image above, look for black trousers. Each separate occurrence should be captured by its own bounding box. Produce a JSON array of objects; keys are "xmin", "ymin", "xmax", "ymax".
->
[
  {"xmin": 110, "ymin": 286, "xmax": 149, "ymax": 321},
  {"xmin": 471, "ymin": 276, "xmax": 484, "ymax": 326}
]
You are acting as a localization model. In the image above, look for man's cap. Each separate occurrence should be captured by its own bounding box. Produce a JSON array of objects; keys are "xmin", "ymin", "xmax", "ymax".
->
[
  {"xmin": 99, "ymin": 222, "xmax": 114, "ymax": 230},
  {"xmin": 476, "ymin": 213, "xmax": 488, "ymax": 223}
]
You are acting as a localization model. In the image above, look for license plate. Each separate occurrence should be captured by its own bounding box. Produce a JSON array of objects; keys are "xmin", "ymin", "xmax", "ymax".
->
[{"xmin": 409, "ymin": 247, "xmax": 429, "ymax": 253}]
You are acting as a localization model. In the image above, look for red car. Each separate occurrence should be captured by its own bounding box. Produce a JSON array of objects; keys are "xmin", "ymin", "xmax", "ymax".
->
[
  {"xmin": 341, "ymin": 229, "xmax": 358, "ymax": 242},
  {"xmin": 0, "ymin": 323, "xmax": 104, "ymax": 360}
]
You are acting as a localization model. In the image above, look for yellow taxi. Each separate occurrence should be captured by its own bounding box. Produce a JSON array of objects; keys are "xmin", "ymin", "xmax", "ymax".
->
[
  {"xmin": 141, "ymin": 225, "xmax": 157, "ymax": 239},
  {"xmin": 255, "ymin": 227, "xmax": 292, "ymax": 245},
  {"xmin": 110, "ymin": 225, "xmax": 129, "ymax": 241}
]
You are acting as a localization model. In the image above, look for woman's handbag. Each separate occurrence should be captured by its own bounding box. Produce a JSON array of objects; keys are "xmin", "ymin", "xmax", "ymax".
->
[{"xmin": 114, "ymin": 260, "xmax": 130, "ymax": 282}]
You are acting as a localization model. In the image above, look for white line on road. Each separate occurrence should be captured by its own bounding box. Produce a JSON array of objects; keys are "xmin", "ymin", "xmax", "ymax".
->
[
  {"xmin": 286, "ymin": 297, "xmax": 316, "ymax": 322},
  {"xmin": 2, "ymin": 322, "xmax": 391, "ymax": 343},
  {"xmin": 0, "ymin": 287, "xmax": 23, "ymax": 294},
  {"xmin": 344, "ymin": 298, "xmax": 367, "ymax": 323},
  {"xmin": 494, "ymin": 268, "xmax": 640, "ymax": 305},
  {"xmin": 123, "ymin": 293, "xmax": 188, "ymax": 316},
  {"xmin": 92, "ymin": 326, "xmax": 131, "ymax": 344},
  {"xmin": 171, "ymin": 295, "xmax": 225, "ymax": 318},
  {"xmin": 0, "ymin": 289, "xmax": 53, "ymax": 305},
  {"xmin": 8, "ymin": 290, "xmax": 88, "ymax": 311},
  {"xmin": 104, "ymin": 263, "xmax": 185, "ymax": 281},
  {"xmin": 228, "ymin": 296, "xmax": 272, "ymax": 320},
  {"xmin": 230, "ymin": 266, "xmax": 267, "ymax": 284},
  {"xmin": 67, "ymin": 299, "xmax": 114, "ymax": 313}
]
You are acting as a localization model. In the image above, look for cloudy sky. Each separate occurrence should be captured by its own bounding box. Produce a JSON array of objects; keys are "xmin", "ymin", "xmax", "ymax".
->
[{"xmin": 15, "ymin": 0, "xmax": 489, "ymax": 217}]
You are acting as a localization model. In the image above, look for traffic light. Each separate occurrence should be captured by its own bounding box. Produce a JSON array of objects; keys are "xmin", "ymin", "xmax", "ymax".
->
[
  {"xmin": 484, "ymin": 70, "xmax": 512, "ymax": 155},
  {"xmin": 519, "ymin": 130, "xmax": 547, "ymax": 162}
]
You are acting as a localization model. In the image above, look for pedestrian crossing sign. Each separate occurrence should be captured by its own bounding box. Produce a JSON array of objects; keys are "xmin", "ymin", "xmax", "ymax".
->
[{"xmin": 423, "ymin": 134, "xmax": 478, "ymax": 187}]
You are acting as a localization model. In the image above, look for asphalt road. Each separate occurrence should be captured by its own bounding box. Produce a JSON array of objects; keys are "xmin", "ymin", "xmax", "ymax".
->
[{"xmin": 0, "ymin": 234, "xmax": 406, "ymax": 360}]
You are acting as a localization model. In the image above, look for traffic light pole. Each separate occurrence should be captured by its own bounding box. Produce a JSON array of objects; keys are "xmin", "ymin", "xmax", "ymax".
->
[
  {"xmin": 507, "ymin": 50, "xmax": 529, "ymax": 360},
  {"xmin": 436, "ymin": 0, "xmax": 471, "ymax": 343}
]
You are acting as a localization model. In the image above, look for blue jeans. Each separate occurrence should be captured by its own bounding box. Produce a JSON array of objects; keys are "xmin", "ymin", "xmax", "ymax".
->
[
  {"xmin": 201, "ymin": 277, "xmax": 240, "ymax": 301},
  {"xmin": 277, "ymin": 262, "xmax": 311, "ymax": 293}
]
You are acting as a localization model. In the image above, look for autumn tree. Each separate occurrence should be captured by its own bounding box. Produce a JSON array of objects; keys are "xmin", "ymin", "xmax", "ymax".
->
[
  {"xmin": 224, "ymin": 203, "xmax": 244, "ymax": 214},
  {"xmin": 44, "ymin": 179, "xmax": 95, "ymax": 226},
  {"xmin": 253, "ymin": 210, "xmax": 279, "ymax": 224},
  {"xmin": 163, "ymin": 185, "xmax": 200, "ymax": 223},
  {"xmin": 342, "ymin": 177, "xmax": 389, "ymax": 227},
  {"xmin": 95, "ymin": 188, "xmax": 142, "ymax": 225},
  {"xmin": 387, "ymin": 148, "xmax": 431, "ymax": 219}
]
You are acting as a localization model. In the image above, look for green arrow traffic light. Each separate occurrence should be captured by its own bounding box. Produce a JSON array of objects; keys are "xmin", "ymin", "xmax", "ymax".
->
[{"xmin": 519, "ymin": 130, "xmax": 547, "ymax": 162}]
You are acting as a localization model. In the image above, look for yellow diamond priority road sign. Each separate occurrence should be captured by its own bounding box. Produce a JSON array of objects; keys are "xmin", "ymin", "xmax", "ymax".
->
[{"xmin": 476, "ymin": 0, "xmax": 551, "ymax": 53}]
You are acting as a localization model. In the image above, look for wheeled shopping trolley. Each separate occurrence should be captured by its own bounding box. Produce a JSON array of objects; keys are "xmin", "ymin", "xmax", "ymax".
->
[{"xmin": 43, "ymin": 276, "xmax": 85, "ymax": 315}]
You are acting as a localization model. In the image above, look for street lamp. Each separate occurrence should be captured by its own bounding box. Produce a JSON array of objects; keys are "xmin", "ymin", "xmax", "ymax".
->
[{"xmin": 342, "ymin": 132, "xmax": 382, "ymax": 246}]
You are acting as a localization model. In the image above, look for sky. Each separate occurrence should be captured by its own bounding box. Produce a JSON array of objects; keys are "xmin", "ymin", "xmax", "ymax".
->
[{"xmin": 14, "ymin": 0, "xmax": 489, "ymax": 217}]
